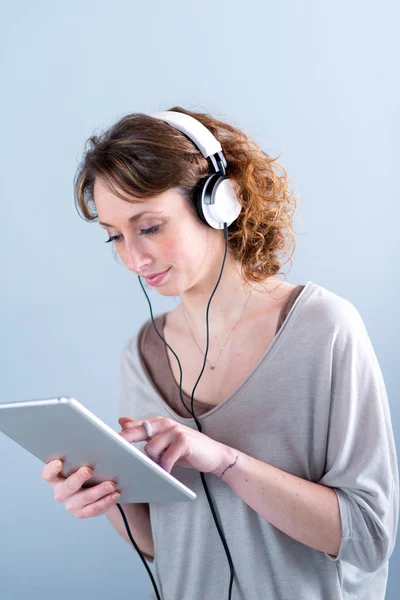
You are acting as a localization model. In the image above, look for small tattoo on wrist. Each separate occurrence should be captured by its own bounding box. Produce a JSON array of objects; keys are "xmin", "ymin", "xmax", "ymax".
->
[{"xmin": 219, "ymin": 452, "xmax": 239, "ymax": 478}]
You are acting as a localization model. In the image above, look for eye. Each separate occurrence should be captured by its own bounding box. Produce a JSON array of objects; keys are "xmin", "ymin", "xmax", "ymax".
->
[
  {"xmin": 105, "ymin": 235, "xmax": 122, "ymax": 244},
  {"xmin": 104, "ymin": 225, "xmax": 160, "ymax": 244},
  {"xmin": 139, "ymin": 225, "xmax": 160, "ymax": 237}
]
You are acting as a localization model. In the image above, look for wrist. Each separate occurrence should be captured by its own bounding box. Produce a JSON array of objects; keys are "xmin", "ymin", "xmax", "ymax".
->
[{"xmin": 212, "ymin": 444, "xmax": 240, "ymax": 479}]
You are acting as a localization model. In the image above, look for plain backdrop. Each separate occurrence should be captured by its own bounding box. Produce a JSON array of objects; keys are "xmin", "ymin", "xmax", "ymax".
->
[{"xmin": 1, "ymin": 1, "xmax": 399, "ymax": 599}]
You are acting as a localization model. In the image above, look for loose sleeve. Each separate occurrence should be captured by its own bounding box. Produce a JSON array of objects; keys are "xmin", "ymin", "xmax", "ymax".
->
[
  {"xmin": 118, "ymin": 333, "xmax": 155, "ymax": 432},
  {"xmin": 120, "ymin": 337, "xmax": 135, "ymax": 419},
  {"xmin": 317, "ymin": 301, "xmax": 399, "ymax": 573},
  {"xmin": 119, "ymin": 335, "xmax": 146, "ymax": 420}
]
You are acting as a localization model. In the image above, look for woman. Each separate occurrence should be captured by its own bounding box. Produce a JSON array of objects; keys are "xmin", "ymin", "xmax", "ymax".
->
[{"xmin": 44, "ymin": 106, "xmax": 398, "ymax": 599}]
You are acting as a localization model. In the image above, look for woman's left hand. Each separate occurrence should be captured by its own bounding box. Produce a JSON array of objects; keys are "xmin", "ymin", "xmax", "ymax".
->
[{"xmin": 118, "ymin": 416, "xmax": 228, "ymax": 475}]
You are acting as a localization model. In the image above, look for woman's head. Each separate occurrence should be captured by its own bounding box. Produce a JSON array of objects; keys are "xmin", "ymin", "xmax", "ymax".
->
[
  {"xmin": 74, "ymin": 106, "xmax": 299, "ymax": 296},
  {"xmin": 92, "ymin": 177, "xmax": 228, "ymax": 296}
]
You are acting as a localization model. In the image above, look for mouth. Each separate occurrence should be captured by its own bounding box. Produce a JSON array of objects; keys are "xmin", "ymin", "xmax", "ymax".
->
[{"xmin": 144, "ymin": 268, "xmax": 171, "ymax": 286}]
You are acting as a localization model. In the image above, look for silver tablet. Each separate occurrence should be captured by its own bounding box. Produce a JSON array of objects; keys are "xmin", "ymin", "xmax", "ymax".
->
[{"xmin": 0, "ymin": 397, "xmax": 197, "ymax": 504}]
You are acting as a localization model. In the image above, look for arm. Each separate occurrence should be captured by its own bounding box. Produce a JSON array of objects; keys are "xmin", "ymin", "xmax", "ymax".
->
[
  {"xmin": 105, "ymin": 502, "xmax": 155, "ymax": 562},
  {"xmin": 215, "ymin": 301, "xmax": 399, "ymax": 573},
  {"xmin": 213, "ymin": 447, "xmax": 342, "ymax": 557},
  {"xmin": 116, "ymin": 341, "xmax": 155, "ymax": 561}
]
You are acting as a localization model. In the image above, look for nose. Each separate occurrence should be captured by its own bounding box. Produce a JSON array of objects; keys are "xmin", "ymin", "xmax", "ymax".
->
[{"xmin": 123, "ymin": 241, "xmax": 152, "ymax": 274}]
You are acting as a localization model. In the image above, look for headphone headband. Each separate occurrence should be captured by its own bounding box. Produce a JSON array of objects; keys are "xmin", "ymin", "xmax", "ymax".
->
[
  {"xmin": 150, "ymin": 110, "xmax": 227, "ymax": 175},
  {"xmin": 149, "ymin": 109, "xmax": 241, "ymax": 229},
  {"xmin": 151, "ymin": 110, "xmax": 221, "ymax": 159}
]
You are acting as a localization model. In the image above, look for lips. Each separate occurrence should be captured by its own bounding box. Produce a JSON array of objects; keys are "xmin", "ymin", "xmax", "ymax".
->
[
  {"xmin": 145, "ymin": 269, "xmax": 169, "ymax": 280},
  {"xmin": 143, "ymin": 268, "xmax": 171, "ymax": 286}
]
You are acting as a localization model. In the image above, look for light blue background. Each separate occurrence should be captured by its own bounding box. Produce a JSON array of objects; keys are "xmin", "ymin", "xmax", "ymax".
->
[{"xmin": 1, "ymin": 1, "xmax": 399, "ymax": 598}]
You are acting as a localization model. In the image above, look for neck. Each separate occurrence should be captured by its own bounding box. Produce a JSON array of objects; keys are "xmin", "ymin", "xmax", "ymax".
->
[{"xmin": 177, "ymin": 251, "xmax": 279, "ymax": 336}]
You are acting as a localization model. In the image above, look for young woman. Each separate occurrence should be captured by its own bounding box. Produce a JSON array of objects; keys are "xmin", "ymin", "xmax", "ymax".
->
[{"xmin": 42, "ymin": 106, "xmax": 398, "ymax": 600}]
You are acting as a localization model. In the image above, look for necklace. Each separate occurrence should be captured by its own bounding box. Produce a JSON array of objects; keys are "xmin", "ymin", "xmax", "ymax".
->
[{"xmin": 182, "ymin": 286, "xmax": 254, "ymax": 370}]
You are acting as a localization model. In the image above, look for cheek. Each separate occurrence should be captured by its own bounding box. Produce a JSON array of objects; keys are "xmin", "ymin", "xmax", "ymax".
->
[
  {"xmin": 162, "ymin": 239, "xmax": 201, "ymax": 271},
  {"xmin": 161, "ymin": 225, "xmax": 207, "ymax": 270},
  {"xmin": 162, "ymin": 239, "xmax": 179, "ymax": 258}
]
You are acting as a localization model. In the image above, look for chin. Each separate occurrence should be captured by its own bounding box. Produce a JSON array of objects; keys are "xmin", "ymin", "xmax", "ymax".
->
[
  {"xmin": 150, "ymin": 277, "xmax": 180, "ymax": 297},
  {"xmin": 156, "ymin": 287, "xmax": 179, "ymax": 298}
]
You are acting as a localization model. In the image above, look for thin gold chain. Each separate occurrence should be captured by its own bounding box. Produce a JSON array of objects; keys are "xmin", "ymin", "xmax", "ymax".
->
[{"xmin": 182, "ymin": 286, "xmax": 254, "ymax": 370}]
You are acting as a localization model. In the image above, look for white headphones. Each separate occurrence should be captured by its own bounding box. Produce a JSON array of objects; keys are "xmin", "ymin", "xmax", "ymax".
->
[{"xmin": 150, "ymin": 110, "xmax": 242, "ymax": 230}]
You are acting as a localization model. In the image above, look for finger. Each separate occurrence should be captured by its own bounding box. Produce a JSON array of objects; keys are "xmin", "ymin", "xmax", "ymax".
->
[
  {"xmin": 120, "ymin": 416, "xmax": 168, "ymax": 442},
  {"xmin": 159, "ymin": 439, "xmax": 184, "ymax": 474},
  {"xmin": 122, "ymin": 416, "xmax": 166, "ymax": 430},
  {"xmin": 74, "ymin": 489, "xmax": 121, "ymax": 519},
  {"xmin": 64, "ymin": 479, "xmax": 119, "ymax": 515},
  {"xmin": 42, "ymin": 459, "xmax": 64, "ymax": 482},
  {"xmin": 142, "ymin": 426, "xmax": 174, "ymax": 459},
  {"xmin": 54, "ymin": 466, "xmax": 93, "ymax": 503},
  {"xmin": 118, "ymin": 417, "xmax": 134, "ymax": 426}
]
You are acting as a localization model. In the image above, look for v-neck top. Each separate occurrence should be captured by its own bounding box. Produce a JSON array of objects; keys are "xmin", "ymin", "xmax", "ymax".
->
[
  {"xmin": 138, "ymin": 284, "xmax": 305, "ymax": 418},
  {"xmin": 119, "ymin": 280, "xmax": 399, "ymax": 600}
]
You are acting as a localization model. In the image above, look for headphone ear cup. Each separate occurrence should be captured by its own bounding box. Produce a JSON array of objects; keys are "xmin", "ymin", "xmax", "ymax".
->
[
  {"xmin": 195, "ymin": 173, "xmax": 228, "ymax": 228},
  {"xmin": 194, "ymin": 176, "xmax": 211, "ymax": 227},
  {"xmin": 196, "ymin": 174, "xmax": 242, "ymax": 230}
]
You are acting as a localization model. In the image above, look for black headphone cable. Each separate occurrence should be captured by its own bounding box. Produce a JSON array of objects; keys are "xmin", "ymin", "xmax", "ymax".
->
[{"xmin": 116, "ymin": 222, "xmax": 236, "ymax": 600}]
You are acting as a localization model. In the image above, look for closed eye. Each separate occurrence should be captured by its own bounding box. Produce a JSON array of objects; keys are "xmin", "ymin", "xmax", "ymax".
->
[
  {"xmin": 105, "ymin": 235, "xmax": 122, "ymax": 244},
  {"xmin": 105, "ymin": 225, "xmax": 160, "ymax": 244}
]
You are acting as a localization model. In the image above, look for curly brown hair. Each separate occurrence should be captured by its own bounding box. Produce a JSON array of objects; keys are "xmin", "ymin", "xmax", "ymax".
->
[{"xmin": 73, "ymin": 106, "xmax": 300, "ymax": 286}]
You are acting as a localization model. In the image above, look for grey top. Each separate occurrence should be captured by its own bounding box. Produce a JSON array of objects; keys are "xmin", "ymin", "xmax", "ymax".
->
[
  {"xmin": 138, "ymin": 284, "xmax": 305, "ymax": 418},
  {"xmin": 120, "ymin": 281, "xmax": 399, "ymax": 600}
]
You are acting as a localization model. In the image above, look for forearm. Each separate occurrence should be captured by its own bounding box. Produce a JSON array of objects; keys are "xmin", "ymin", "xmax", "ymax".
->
[
  {"xmin": 213, "ymin": 447, "xmax": 342, "ymax": 557},
  {"xmin": 106, "ymin": 502, "xmax": 155, "ymax": 561}
]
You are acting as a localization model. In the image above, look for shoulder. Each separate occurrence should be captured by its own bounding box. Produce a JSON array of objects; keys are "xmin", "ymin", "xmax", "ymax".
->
[
  {"xmin": 120, "ymin": 334, "xmax": 139, "ymax": 372},
  {"xmin": 301, "ymin": 281, "xmax": 367, "ymax": 339},
  {"xmin": 121, "ymin": 312, "xmax": 167, "ymax": 362}
]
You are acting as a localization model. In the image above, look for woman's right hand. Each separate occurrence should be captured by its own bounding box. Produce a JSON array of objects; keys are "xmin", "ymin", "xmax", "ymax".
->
[{"xmin": 41, "ymin": 459, "xmax": 121, "ymax": 518}]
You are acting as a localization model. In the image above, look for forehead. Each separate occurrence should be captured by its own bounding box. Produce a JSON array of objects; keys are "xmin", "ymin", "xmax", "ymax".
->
[{"xmin": 93, "ymin": 178, "xmax": 184, "ymax": 220}]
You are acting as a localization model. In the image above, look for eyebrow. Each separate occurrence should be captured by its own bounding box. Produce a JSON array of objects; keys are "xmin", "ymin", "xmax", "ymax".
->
[{"xmin": 99, "ymin": 210, "xmax": 163, "ymax": 228}]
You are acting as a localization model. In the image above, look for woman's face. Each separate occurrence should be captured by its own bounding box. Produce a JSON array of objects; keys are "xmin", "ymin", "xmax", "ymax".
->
[{"xmin": 94, "ymin": 177, "xmax": 222, "ymax": 297}]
